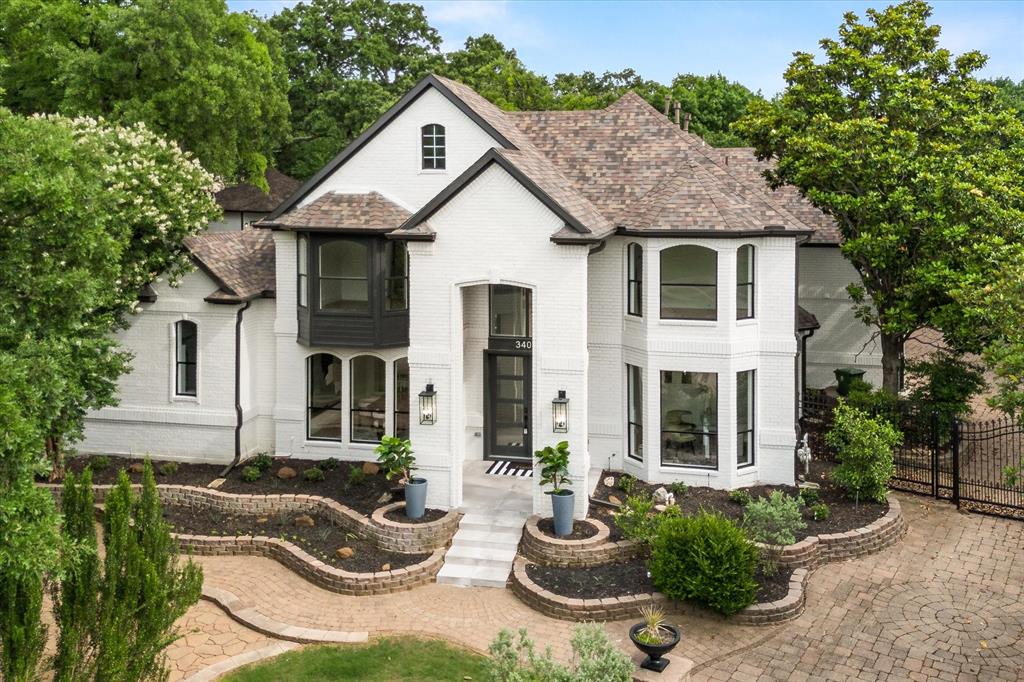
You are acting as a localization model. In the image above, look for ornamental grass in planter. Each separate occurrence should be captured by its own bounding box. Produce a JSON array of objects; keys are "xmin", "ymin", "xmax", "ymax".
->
[{"xmin": 629, "ymin": 604, "xmax": 681, "ymax": 672}]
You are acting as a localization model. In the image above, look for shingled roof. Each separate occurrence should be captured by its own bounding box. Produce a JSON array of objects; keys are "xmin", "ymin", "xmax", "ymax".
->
[
  {"xmin": 260, "ymin": 192, "xmax": 411, "ymax": 232},
  {"xmin": 184, "ymin": 229, "xmax": 275, "ymax": 303},
  {"xmin": 215, "ymin": 168, "xmax": 301, "ymax": 214}
]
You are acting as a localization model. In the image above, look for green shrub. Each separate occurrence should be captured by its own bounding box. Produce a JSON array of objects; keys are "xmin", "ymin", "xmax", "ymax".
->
[
  {"xmin": 88, "ymin": 455, "xmax": 112, "ymax": 472},
  {"xmin": 303, "ymin": 467, "xmax": 325, "ymax": 482},
  {"xmin": 649, "ymin": 511, "xmax": 758, "ymax": 616},
  {"xmin": 798, "ymin": 487, "xmax": 820, "ymax": 505},
  {"xmin": 613, "ymin": 494, "xmax": 656, "ymax": 544},
  {"xmin": 667, "ymin": 481, "xmax": 688, "ymax": 498},
  {"xmin": 845, "ymin": 379, "xmax": 901, "ymax": 425},
  {"xmin": 241, "ymin": 466, "xmax": 261, "ymax": 483},
  {"xmin": 317, "ymin": 457, "xmax": 339, "ymax": 472},
  {"xmin": 618, "ymin": 473, "xmax": 637, "ymax": 496},
  {"xmin": 250, "ymin": 452, "xmax": 273, "ymax": 472},
  {"xmin": 810, "ymin": 503, "xmax": 831, "ymax": 521},
  {"xmin": 487, "ymin": 623, "xmax": 633, "ymax": 682},
  {"xmin": 729, "ymin": 489, "xmax": 752, "ymax": 506},
  {"xmin": 743, "ymin": 491, "xmax": 806, "ymax": 546},
  {"xmin": 906, "ymin": 350, "xmax": 985, "ymax": 437},
  {"xmin": 347, "ymin": 467, "xmax": 367, "ymax": 487},
  {"xmin": 376, "ymin": 436, "xmax": 416, "ymax": 482},
  {"xmin": 157, "ymin": 461, "xmax": 179, "ymax": 477},
  {"xmin": 826, "ymin": 402, "xmax": 901, "ymax": 503}
]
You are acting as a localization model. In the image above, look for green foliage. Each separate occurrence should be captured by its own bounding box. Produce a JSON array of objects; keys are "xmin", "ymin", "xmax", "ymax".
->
[
  {"xmin": 905, "ymin": 350, "xmax": 986, "ymax": 430},
  {"xmin": 241, "ymin": 466, "xmax": 262, "ymax": 483},
  {"xmin": 89, "ymin": 455, "xmax": 112, "ymax": 472},
  {"xmin": 487, "ymin": 624, "xmax": 633, "ymax": 682},
  {"xmin": 729, "ymin": 489, "xmax": 753, "ymax": 506},
  {"xmin": 534, "ymin": 441, "xmax": 572, "ymax": 494},
  {"xmin": 844, "ymin": 380, "xmax": 901, "ymax": 425},
  {"xmin": 346, "ymin": 467, "xmax": 367, "ymax": 487},
  {"xmin": 375, "ymin": 435, "xmax": 416, "ymax": 482},
  {"xmin": 743, "ymin": 491, "xmax": 806, "ymax": 546},
  {"xmin": 810, "ymin": 503, "xmax": 831, "ymax": 521},
  {"xmin": 0, "ymin": 0, "xmax": 290, "ymax": 185},
  {"xmin": 250, "ymin": 453, "xmax": 273, "ymax": 473},
  {"xmin": 734, "ymin": 0, "xmax": 1024, "ymax": 393},
  {"xmin": 649, "ymin": 511, "xmax": 758, "ymax": 616},
  {"xmin": 667, "ymin": 72, "xmax": 762, "ymax": 146},
  {"xmin": 317, "ymin": 457, "xmax": 339, "ymax": 471},
  {"xmin": 986, "ymin": 77, "xmax": 1024, "ymax": 122},
  {"xmin": 798, "ymin": 487, "xmax": 820, "ymax": 506},
  {"xmin": 618, "ymin": 473, "xmax": 637, "ymax": 496},
  {"xmin": 613, "ymin": 494, "xmax": 657, "ymax": 544},
  {"xmin": 303, "ymin": 467, "xmax": 325, "ymax": 482},
  {"xmin": 550, "ymin": 69, "xmax": 665, "ymax": 110},
  {"xmin": 667, "ymin": 481, "xmax": 688, "ymax": 498},
  {"xmin": 157, "ymin": 462, "xmax": 179, "ymax": 477},
  {"xmin": 826, "ymin": 402, "xmax": 902, "ymax": 503},
  {"xmin": 0, "ymin": 567, "xmax": 45, "ymax": 682},
  {"xmin": 438, "ymin": 34, "xmax": 552, "ymax": 111}
]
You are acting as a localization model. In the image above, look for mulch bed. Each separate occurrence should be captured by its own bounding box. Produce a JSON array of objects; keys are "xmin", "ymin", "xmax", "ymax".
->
[
  {"xmin": 526, "ymin": 558, "xmax": 794, "ymax": 606},
  {"xmin": 56, "ymin": 455, "xmax": 223, "ymax": 487},
  {"xmin": 163, "ymin": 505, "xmax": 428, "ymax": 572},
  {"xmin": 593, "ymin": 463, "xmax": 886, "ymax": 543},
  {"xmin": 536, "ymin": 517, "xmax": 600, "ymax": 540},
  {"xmin": 383, "ymin": 508, "xmax": 447, "ymax": 524}
]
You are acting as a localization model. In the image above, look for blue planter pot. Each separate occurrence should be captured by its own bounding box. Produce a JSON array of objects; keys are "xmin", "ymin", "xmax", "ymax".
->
[
  {"xmin": 404, "ymin": 477, "xmax": 428, "ymax": 519},
  {"xmin": 550, "ymin": 489, "xmax": 575, "ymax": 536}
]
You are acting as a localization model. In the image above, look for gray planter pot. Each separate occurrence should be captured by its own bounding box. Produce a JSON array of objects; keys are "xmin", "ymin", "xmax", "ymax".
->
[
  {"xmin": 550, "ymin": 489, "xmax": 575, "ymax": 536},
  {"xmin": 404, "ymin": 477, "xmax": 428, "ymax": 519}
]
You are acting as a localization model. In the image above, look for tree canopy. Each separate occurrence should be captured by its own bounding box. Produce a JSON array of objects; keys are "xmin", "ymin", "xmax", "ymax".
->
[{"xmin": 734, "ymin": 0, "xmax": 1024, "ymax": 393}]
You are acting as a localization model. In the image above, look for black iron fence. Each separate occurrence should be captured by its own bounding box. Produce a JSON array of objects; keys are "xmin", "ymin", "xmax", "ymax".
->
[{"xmin": 799, "ymin": 391, "xmax": 1023, "ymax": 520}]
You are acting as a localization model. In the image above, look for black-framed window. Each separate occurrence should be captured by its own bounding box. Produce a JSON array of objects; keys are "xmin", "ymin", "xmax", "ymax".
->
[
  {"xmin": 737, "ymin": 370, "xmax": 755, "ymax": 467},
  {"xmin": 421, "ymin": 123, "xmax": 446, "ymax": 170},
  {"xmin": 660, "ymin": 245, "xmax": 717, "ymax": 320},
  {"xmin": 660, "ymin": 371, "xmax": 718, "ymax": 468},
  {"xmin": 351, "ymin": 355, "xmax": 386, "ymax": 443},
  {"xmin": 307, "ymin": 354, "xmax": 341, "ymax": 441},
  {"xmin": 394, "ymin": 357, "xmax": 410, "ymax": 440},
  {"xmin": 298, "ymin": 234, "xmax": 308, "ymax": 308},
  {"xmin": 737, "ymin": 244, "xmax": 754, "ymax": 320},
  {"xmin": 627, "ymin": 364, "xmax": 643, "ymax": 461},
  {"xmin": 384, "ymin": 241, "xmax": 408, "ymax": 312},
  {"xmin": 489, "ymin": 284, "xmax": 531, "ymax": 337},
  {"xmin": 175, "ymin": 320, "xmax": 197, "ymax": 397},
  {"xmin": 627, "ymin": 243, "xmax": 643, "ymax": 317},
  {"xmin": 318, "ymin": 239, "xmax": 369, "ymax": 313}
]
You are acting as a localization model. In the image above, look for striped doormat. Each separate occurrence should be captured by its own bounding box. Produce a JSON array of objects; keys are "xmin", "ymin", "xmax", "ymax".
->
[{"xmin": 485, "ymin": 460, "xmax": 534, "ymax": 477}]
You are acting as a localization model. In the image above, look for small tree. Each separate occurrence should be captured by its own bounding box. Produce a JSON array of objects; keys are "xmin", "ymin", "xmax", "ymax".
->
[
  {"xmin": 375, "ymin": 436, "xmax": 416, "ymax": 483},
  {"xmin": 535, "ymin": 441, "xmax": 572, "ymax": 494},
  {"xmin": 826, "ymin": 402, "xmax": 902, "ymax": 503}
]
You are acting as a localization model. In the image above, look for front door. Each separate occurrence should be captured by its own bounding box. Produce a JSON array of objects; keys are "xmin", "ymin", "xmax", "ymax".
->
[{"xmin": 485, "ymin": 351, "xmax": 531, "ymax": 461}]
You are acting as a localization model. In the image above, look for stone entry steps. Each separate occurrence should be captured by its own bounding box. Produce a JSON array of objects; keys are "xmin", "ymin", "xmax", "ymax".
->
[{"xmin": 436, "ymin": 511, "xmax": 528, "ymax": 588}]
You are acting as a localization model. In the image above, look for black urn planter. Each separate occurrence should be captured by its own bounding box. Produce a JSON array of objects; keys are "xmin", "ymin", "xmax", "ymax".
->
[{"xmin": 629, "ymin": 622, "xmax": 681, "ymax": 673}]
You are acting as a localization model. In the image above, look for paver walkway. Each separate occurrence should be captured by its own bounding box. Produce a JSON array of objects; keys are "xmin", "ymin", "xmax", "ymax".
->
[{"xmin": 167, "ymin": 493, "xmax": 1024, "ymax": 681}]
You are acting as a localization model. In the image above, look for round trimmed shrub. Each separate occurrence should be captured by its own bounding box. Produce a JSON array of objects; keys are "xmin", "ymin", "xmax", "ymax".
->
[{"xmin": 648, "ymin": 511, "xmax": 758, "ymax": 616}]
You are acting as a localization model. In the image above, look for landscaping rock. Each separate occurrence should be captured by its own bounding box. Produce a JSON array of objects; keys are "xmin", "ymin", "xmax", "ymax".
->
[
  {"xmin": 377, "ymin": 491, "xmax": 392, "ymax": 504},
  {"xmin": 294, "ymin": 514, "xmax": 315, "ymax": 528},
  {"xmin": 256, "ymin": 517, "xmax": 269, "ymax": 524},
  {"xmin": 381, "ymin": 563, "xmax": 391, "ymax": 571},
  {"xmin": 799, "ymin": 481, "xmax": 821, "ymax": 490},
  {"xmin": 362, "ymin": 462, "xmax": 380, "ymax": 476},
  {"xmin": 207, "ymin": 478, "xmax": 226, "ymax": 489},
  {"xmin": 335, "ymin": 547, "xmax": 354, "ymax": 560},
  {"xmin": 277, "ymin": 466, "xmax": 297, "ymax": 480},
  {"xmin": 608, "ymin": 495, "xmax": 623, "ymax": 506},
  {"xmin": 654, "ymin": 504, "xmax": 667, "ymax": 512},
  {"xmin": 603, "ymin": 476, "xmax": 616, "ymax": 487},
  {"xmin": 653, "ymin": 486, "xmax": 671, "ymax": 504},
  {"xmin": 129, "ymin": 463, "xmax": 145, "ymax": 474}
]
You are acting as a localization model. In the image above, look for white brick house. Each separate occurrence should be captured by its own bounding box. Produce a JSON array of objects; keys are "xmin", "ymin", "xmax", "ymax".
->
[{"xmin": 81, "ymin": 75, "xmax": 880, "ymax": 516}]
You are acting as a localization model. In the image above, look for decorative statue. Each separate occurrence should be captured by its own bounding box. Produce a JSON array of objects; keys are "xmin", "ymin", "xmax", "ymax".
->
[{"xmin": 797, "ymin": 434, "xmax": 812, "ymax": 477}]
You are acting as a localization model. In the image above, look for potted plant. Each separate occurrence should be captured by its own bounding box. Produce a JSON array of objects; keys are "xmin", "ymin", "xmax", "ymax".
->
[
  {"xmin": 628, "ymin": 604, "xmax": 681, "ymax": 672},
  {"xmin": 535, "ymin": 440, "xmax": 573, "ymax": 536},
  {"xmin": 375, "ymin": 436, "xmax": 426, "ymax": 519}
]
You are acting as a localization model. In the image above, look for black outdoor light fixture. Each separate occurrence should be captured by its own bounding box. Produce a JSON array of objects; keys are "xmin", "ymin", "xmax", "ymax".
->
[
  {"xmin": 552, "ymin": 389, "xmax": 569, "ymax": 433},
  {"xmin": 419, "ymin": 383, "xmax": 437, "ymax": 425}
]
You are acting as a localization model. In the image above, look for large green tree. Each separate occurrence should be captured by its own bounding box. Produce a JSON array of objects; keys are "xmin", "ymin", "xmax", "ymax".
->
[
  {"xmin": 270, "ymin": 0, "xmax": 441, "ymax": 178},
  {"xmin": 551, "ymin": 69, "xmax": 667, "ymax": 110},
  {"xmin": 668, "ymin": 73, "xmax": 762, "ymax": 146},
  {"xmin": 734, "ymin": 0, "xmax": 1024, "ymax": 393},
  {"xmin": 438, "ymin": 34, "xmax": 552, "ymax": 111},
  {"xmin": 0, "ymin": 0, "xmax": 290, "ymax": 187}
]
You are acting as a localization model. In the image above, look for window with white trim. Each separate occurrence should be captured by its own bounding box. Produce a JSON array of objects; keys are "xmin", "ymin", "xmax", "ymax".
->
[
  {"xmin": 626, "ymin": 364, "xmax": 643, "ymax": 461},
  {"xmin": 737, "ymin": 245, "xmax": 754, "ymax": 320},
  {"xmin": 394, "ymin": 357, "xmax": 410, "ymax": 440},
  {"xmin": 627, "ymin": 243, "xmax": 643, "ymax": 316},
  {"xmin": 307, "ymin": 354, "xmax": 341, "ymax": 441},
  {"xmin": 175, "ymin": 320, "xmax": 197, "ymax": 397},
  {"xmin": 421, "ymin": 124, "xmax": 446, "ymax": 170},
  {"xmin": 351, "ymin": 355, "xmax": 386, "ymax": 443},
  {"xmin": 737, "ymin": 370, "xmax": 755, "ymax": 467},
  {"xmin": 660, "ymin": 245, "xmax": 717, "ymax": 320}
]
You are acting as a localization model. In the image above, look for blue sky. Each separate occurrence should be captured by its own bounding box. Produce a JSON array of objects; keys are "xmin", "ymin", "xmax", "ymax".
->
[{"xmin": 228, "ymin": 0, "xmax": 1024, "ymax": 95}]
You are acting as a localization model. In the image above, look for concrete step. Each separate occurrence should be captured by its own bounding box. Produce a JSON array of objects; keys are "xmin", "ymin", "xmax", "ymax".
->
[
  {"xmin": 444, "ymin": 544, "xmax": 518, "ymax": 568},
  {"xmin": 459, "ymin": 513, "xmax": 530, "ymax": 532},
  {"xmin": 449, "ymin": 528, "xmax": 521, "ymax": 550},
  {"xmin": 435, "ymin": 562, "xmax": 511, "ymax": 588}
]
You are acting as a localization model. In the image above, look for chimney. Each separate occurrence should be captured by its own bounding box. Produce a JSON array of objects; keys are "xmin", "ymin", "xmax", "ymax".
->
[
  {"xmin": 673, "ymin": 101, "xmax": 681, "ymax": 126},
  {"xmin": 663, "ymin": 96, "xmax": 671, "ymax": 116},
  {"xmin": 683, "ymin": 112, "xmax": 691, "ymax": 133}
]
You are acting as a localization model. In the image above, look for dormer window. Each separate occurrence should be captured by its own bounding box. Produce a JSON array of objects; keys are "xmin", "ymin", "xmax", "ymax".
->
[{"xmin": 421, "ymin": 124, "xmax": 446, "ymax": 170}]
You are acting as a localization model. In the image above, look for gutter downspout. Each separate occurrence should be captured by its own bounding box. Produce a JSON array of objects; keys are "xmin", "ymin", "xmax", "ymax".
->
[{"xmin": 221, "ymin": 299, "xmax": 252, "ymax": 478}]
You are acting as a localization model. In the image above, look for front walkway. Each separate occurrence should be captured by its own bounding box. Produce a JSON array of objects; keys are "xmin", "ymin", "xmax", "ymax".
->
[{"xmin": 167, "ymin": 493, "xmax": 1024, "ymax": 681}]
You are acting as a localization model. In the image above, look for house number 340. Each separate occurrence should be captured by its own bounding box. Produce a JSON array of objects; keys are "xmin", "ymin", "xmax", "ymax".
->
[{"xmin": 515, "ymin": 340, "xmax": 532, "ymax": 350}]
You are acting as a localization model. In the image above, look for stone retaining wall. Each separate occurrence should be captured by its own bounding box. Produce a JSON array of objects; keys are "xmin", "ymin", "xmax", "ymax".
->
[
  {"xmin": 520, "ymin": 516, "xmax": 642, "ymax": 567},
  {"xmin": 732, "ymin": 568, "xmax": 808, "ymax": 625}
]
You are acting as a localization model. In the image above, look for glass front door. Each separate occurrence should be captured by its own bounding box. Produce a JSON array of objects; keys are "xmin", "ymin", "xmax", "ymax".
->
[{"xmin": 485, "ymin": 352, "xmax": 531, "ymax": 460}]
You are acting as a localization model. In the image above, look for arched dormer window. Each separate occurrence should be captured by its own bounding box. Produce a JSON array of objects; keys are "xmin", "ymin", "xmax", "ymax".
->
[
  {"xmin": 421, "ymin": 124, "xmax": 446, "ymax": 170},
  {"xmin": 660, "ymin": 245, "xmax": 717, "ymax": 320},
  {"xmin": 737, "ymin": 244, "xmax": 755, "ymax": 320},
  {"xmin": 626, "ymin": 242, "xmax": 643, "ymax": 317}
]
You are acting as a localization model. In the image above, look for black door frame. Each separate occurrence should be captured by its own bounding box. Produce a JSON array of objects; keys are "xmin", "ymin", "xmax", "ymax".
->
[{"xmin": 483, "ymin": 349, "xmax": 532, "ymax": 461}]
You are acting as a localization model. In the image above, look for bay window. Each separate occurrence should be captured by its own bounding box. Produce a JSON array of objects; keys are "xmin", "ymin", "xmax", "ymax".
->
[
  {"xmin": 660, "ymin": 245, "xmax": 717, "ymax": 320},
  {"xmin": 737, "ymin": 245, "xmax": 754, "ymax": 320},
  {"xmin": 319, "ymin": 239, "xmax": 369, "ymax": 313},
  {"xmin": 627, "ymin": 243, "xmax": 643, "ymax": 317},
  {"xmin": 660, "ymin": 371, "xmax": 718, "ymax": 468}
]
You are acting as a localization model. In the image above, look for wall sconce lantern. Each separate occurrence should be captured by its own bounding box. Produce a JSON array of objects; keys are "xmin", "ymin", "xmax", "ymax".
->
[
  {"xmin": 552, "ymin": 390, "xmax": 569, "ymax": 433},
  {"xmin": 419, "ymin": 383, "xmax": 437, "ymax": 425}
]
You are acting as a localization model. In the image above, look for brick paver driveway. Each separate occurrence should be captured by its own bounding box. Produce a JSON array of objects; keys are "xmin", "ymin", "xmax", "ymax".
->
[{"xmin": 168, "ymin": 493, "xmax": 1023, "ymax": 681}]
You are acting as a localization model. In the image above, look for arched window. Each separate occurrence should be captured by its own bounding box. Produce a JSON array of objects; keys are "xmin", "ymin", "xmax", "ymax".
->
[
  {"xmin": 421, "ymin": 124, "xmax": 446, "ymax": 170},
  {"xmin": 626, "ymin": 243, "xmax": 643, "ymax": 317},
  {"xmin": 318, "ymin": 239, "xmax": 368, "ymax": 313},
  {"xmin": 737, "ymin": 244, "xmax": 755, "ymax": 320},
  {"xmin": 351, "ymin": 355, "xmax": 386, "ymax": 443},
  {"xmin": 307, "ymin": 354, "xmax": 342, "ymax": 441},
  {"xmin": 175, "ymin": 320, "xmax": 198, "ymax": 396},
  {"xmin": 660, "ymin": 245, "xmax": 717, "ymax": 320},
  {"xmin": 394, "ymin": 357, "xmax": 410, "ymax": 440}
]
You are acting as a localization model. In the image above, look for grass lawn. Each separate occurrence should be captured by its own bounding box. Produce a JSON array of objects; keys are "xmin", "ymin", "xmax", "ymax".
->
[{"xmin": 222, "ymin": 637, "xmax": 490, "ymax": 681}]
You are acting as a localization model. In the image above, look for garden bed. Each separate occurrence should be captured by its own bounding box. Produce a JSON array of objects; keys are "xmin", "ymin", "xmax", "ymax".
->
[
  {"xmin": 382, "ymin": 507, "xmax": 447, "ymax": 525},
  {"xmin": 593, "ymin": 462, "xmax": 887, "ymax": 542},
  {"xmin": 60, "ymin": 455, "xmax": 222, "ymax": 486},
  {"xmin": 536, "ymin": 518, "xmax": 599, "ymax": 540},
  {"xmin": 163, "ymin": 505, "xmax": 427, "ymax": 573}
]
